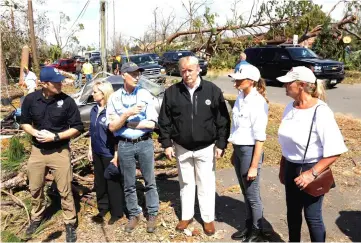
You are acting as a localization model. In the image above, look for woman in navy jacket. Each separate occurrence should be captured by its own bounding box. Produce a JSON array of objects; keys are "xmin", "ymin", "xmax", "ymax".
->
[{"xmin": 88, "ymin": 80, "xmax": 125, "ymax": 224}]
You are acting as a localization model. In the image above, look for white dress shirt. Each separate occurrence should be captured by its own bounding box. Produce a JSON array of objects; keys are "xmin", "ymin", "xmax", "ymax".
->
[
  {"xmin": 228, "ymin": 87, "xmax": 269, "ymax": 145},
  {"xmin": 278, "ymin": 100, "xmax": 348, "ymax": 163},
  {"xmin": 24, "ymin": 71, "xmax": 37, "ymax": 92},
  {"xmin": 184, "ymin": 77, "xmax": 201, "ymax": 102}
]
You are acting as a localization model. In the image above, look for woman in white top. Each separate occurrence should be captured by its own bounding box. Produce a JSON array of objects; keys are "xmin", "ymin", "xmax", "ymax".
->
[
  {"xmin": 228, "ymin": 64, "xmax": 269, "ymax": 242},
  {"xmin": 277, "ymin": 66, "xmax": 348, "ymax": 242}
]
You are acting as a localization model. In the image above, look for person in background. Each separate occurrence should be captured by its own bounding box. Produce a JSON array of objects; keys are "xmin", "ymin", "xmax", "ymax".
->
[
  {"xmin": 20, "ymin": 67, "xmax": 84, "ymax": 242},
  {"xmin": 82, "ymin": 59, "xmax": 93, "ymax": 84},
  {"xmin": 44, "ymin": 59, "xmax": 52, "ymax": 66},
  {"xmin": 106, "ymin": 62, "xmax": 159, "ymax": 233},
  {"xmin": 277, "ymin": 66, "xmax": 348, "ymax": 242},
  {"xmin": 228, "ymin": 64, "xmax": 269, "ymax": 242},
  {"xmin": 112, "ymin": 55, "xmax": 120, "ymax": 75},
  {"xmin": 234, "ymin": 52, "xmax": 250, "ymax": 73},
  {"xmin": 74, "ymin": 59, "xmax": 83, "ymax": 88},
  {"xmin": 21, "ymin": 66, "xmax": 37, "ymax": 93},
  {"xmin": 88, "ymin": 80, "xmax": 126, "ymax": 225},
  {"xmin": 158, "ymin": 56, "xmax": 230, "ymax": 236}
]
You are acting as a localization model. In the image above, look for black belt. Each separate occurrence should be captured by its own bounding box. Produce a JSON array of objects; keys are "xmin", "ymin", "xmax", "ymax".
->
[{"xmin": 117, "ymin": 134, "xmax": 150, "ymax": 143}]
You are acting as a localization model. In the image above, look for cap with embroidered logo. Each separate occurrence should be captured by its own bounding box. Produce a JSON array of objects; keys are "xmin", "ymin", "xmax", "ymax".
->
[
  {"xmin": 121, "ymin": 62, "xmax": 144, "ymax": 73},
  {"xmin": 277, "ymin": 66, "xmax": 316, "ymax": 83},
  {"xmin": 228, "ymin": 64, "xmax": 261, "ymax": 82},
  {"xmin": 40, "ymin": 67, "xmax": 65, "ymax": 83}
]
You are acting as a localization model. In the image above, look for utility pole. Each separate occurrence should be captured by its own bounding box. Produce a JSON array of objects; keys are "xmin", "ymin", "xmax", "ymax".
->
[
  {"xmin": 153, "ymin": 7, "xmax": 158, "ymax": 52},
  {"xmin": 100, "ymin": 0, "xmax": 107, "ymax": 74},
  {"xmin": 113, "ymin": 0, "xmax": 115, "ymax": 53},
  {"xmin": 28, "ymin": 0, "xmax": 39, "ymax": 74}
]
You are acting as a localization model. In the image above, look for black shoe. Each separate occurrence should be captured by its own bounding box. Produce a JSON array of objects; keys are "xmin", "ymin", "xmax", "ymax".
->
[
  {"xmin": 65, "ymin": 224, "xmax": 77, "ymax": 242},
  {"xmin": 244, "ymin": 229, "xmax": 263, "ymax": 242},
  {"xmin": 231, "ymin": 227, "xmax": 250, "ymax": 241},
  {"xmin": 25, "ymin": 220, "xmax": 42, "ymax": 239},
  {"xmin": 108, "ymin": 216, "xmax": 121, "ymax": 225},
  {"xmin": 91, "ymin": 212, "xmax": 106, "ymax": 224}
]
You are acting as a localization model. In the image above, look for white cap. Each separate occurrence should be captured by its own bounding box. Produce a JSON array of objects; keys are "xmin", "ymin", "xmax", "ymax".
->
[
  {"xmin": 277, "ymin": 66, "xmax": 316, "ymax": 83},
  {"xmin": 228, "ymin": 64, "xmax": 261, "ymax": 82}
]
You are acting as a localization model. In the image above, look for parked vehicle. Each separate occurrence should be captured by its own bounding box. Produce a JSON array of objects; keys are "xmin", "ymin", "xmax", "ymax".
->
[
  {"xmin": 50, "ymin": 58, "xmax": 85, "ymax": 73},
  {"xmin": 73, "ymin": 72, "xmax": 165, "ymax": 129},
  {"xmin": 159, "ymin": 50, "xmax": 208, "ymax": 76},
  {"xmin": 90, "ymin": 56, "xmax": 102, "ymax": 66},
  {"xmin": 120, "ymin": 54, "xmax": 166, "ymax": 83},
  {"xmin": 244, "ymin": 45, "xmax": 345, "ymax": 88},
  {"xmin": 84, "ymin": 51, "xmax": 101, "ymax": 59},
  {"xmin": 147, "ymin": 53, "xmax": 160, "ymax": 62}
]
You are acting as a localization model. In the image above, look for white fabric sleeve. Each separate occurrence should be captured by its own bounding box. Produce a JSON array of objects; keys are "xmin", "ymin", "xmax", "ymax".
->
[
  {"xmin": 315, "ymin": 106, "xmax": 348, "ymax": 157},
  {"xmin": 106, "ymin": 93, "xmax": 117, "ymax": 126},
  {"xmin": 251, "ymin": 101, "xmax": 269, "ymax": 141}
]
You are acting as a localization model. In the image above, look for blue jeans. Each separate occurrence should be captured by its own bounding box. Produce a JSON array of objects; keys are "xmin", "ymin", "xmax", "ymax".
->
[
  {"xmin": 75, "ymin": 72, "xmax": 82, "ymax": 88},
  {"xmin": 85, "ymin": 74, "xmax": 92, "ymax": 83},
  {"xmin": 233, "ymin": 145, "xmax": 263, "ymax": 229},
  {"xmin": 118, "ymin": 138, "xmax": 159, "ymax": 217},
  {"xmin": 284, "ymin": 160, "xmax": 325, "ymax": 242}
]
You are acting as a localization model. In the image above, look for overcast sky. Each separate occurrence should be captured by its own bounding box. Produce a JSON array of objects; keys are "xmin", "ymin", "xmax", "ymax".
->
[{"xmin": 34, "ymin": 0, "xmax": 346, "ymax": 50}]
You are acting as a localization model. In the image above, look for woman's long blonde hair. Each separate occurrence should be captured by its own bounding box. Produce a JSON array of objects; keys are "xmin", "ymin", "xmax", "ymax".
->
[
  {"xmin": 253, "ymin": 78, "xmax": 269, "ymax": 103},
  {"xmin": 299, "ymin": 79, "xmax": 326, "ymax": 102},
  {"xmin": 93, "ymin": 80, "xmax": 114, "ymax": 104}
]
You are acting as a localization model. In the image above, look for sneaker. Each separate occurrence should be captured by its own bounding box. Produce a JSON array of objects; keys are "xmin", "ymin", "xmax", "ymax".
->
[
  {"xmin": 146, "ymin": 215, "xmax": 157, "ymax": 233},
  {"xmin": 125, "ymin": 215, "xmax": 140, "ymax": 233},
  {"xmin": 65, "ymin": 224, "xmax": 77, "ymax": 242},
  {"xmin": 25, "ymin": 220, "xmax": 42, "ymax": 239}
]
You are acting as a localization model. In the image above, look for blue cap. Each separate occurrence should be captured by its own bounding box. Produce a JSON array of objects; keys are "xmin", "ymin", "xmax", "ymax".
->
[
  {"xmin": 40, "ymin": 67, "xmax": 65, "ymax": 82},
  {"xmin": 104, "ymin": 163, "xmax": 120, "ymax": 180}
]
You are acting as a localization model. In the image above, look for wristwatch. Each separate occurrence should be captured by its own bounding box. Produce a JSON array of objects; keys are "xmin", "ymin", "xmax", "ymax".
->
[
  {"xmin": 311, "ymin": 167, "xmax": 319, "ymax": 178},
  {"xmin": 54, "ymin": 133, "xmax": 60, "ymax": 142}
]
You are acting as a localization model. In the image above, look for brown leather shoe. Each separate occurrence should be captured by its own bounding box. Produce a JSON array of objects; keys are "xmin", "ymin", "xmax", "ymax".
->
[
  {"xmin": 175, "ymin": 219, "xmax": 193, "ymax": 231},
  {"xmin": 125, "ymin": 215, "xmax": 140, "ymax": 233},
  {"xmin": 203, "ymin": 221, "xmax": 215, "ymax": 236}
]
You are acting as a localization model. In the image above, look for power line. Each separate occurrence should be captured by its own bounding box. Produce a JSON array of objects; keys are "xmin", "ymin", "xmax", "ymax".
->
[{"xmin": 64, "ymin": 0, "xmax": 90, "ymax": 38}]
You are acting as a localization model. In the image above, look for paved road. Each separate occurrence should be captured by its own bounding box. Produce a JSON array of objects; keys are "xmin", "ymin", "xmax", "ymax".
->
[{"xmin": 211, "ymin": 76, "xmax": 361, "ymax": 119}]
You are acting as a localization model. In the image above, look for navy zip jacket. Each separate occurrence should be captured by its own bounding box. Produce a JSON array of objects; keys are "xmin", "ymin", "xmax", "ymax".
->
[
  {"xmin": 90, "ymin": 105, "xmax": 116, "ymax": 157},
  {"xmin": 158, "ymin": 78, "xmax": 230, "ymax": 151}
]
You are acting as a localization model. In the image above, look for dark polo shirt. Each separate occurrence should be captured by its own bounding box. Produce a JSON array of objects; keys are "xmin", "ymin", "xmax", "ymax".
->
[{"xmin": 20, "ymin": 90, "xmax": 84, "ymax": 150}]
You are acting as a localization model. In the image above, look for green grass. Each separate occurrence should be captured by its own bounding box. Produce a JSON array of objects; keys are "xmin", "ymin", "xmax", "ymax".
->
[
  {"xmin": 1, "ymin": 230, "xmax": 23, "ymax": 242},
  {"xmin": 1, "ymin": 136, "xmax": 27, "ymax": 171}
]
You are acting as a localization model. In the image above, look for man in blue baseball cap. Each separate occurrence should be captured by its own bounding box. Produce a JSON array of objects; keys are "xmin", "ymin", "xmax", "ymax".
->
[{"xmin": 20, "ymin": 67, "xmax": 84, "ymax": 242}]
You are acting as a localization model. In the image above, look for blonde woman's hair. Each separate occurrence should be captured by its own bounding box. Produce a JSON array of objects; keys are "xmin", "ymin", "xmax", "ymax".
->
[
  {"xmin": 253, "ymin": 78, "xmax": 269, "ymax": 103},
  {"xmin": 93, "ymin": 80, "xmax": 114, "ymax": 104},
  {"xmin": 298, "ymin": 79, "xmax": 326, "ymax": 102}
]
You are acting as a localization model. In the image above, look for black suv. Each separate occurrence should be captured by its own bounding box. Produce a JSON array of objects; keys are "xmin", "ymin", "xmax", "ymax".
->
[
  {"xmin": 121, "ymin": 54, "xmax": 166, "ymax": 83},
  {"xmin": 244, "ymin": 45, "xmax": 345, "ymax": 87},
  {"xmin": 159, "ymin": 50, "xmax": 208, "ymax": 76}
]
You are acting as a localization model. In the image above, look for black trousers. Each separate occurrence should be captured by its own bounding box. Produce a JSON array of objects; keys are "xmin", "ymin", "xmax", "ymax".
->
[{"xmin": 93, "ymin": 152, "xmax": 126, "ymax": 218}]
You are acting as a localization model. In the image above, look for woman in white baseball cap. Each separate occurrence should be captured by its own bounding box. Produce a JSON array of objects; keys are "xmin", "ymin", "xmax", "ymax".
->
[
  {"xmin": 277, "ymin": 66, "xmax": 348, "ymax": 242},
  {"xmin": 228, "ymin": 64, "xmax": 269, "ymax": 242}
]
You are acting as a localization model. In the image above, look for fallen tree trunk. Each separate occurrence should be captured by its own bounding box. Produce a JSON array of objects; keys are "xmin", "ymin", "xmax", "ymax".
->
[{"xmin": 0, "ymin": 172, "xmax": 27, "ymax": 190}]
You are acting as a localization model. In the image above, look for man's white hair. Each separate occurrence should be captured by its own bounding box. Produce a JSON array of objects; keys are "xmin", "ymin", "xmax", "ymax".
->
[{"xmin": 178, "ymin": 56, "xmax": 199, "ymax": 67}]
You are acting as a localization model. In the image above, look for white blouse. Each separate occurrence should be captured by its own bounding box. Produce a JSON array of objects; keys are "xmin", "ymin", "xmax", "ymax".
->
[
  {"xmin": 278, "ymin": 100, "xmax": 348, "ymax": 163},
  {"xmin": 228, "ymin": 87, "xmax": 269, "ymax": 145}
]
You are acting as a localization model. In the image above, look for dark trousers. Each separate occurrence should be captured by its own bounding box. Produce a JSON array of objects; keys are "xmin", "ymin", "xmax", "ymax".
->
[
  {"xmin": 93, "ymin": 152, "xmax": 125, "ymax": 218},
  {"xmin": 284, "ymin": 160, "xmax": 326, "ymax": 242},
  {"xmin": 233, "ymin": 145, "xmax": 263, "ymax": 230}
]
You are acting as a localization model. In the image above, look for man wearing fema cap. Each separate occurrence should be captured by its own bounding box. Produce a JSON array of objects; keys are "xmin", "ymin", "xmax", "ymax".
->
[
  {"xmin": 20, "ymin": 67, "xmax": 83, "ymax": 242},
  {"xmin": 106, "ymin": 62, "xmax": 159, "ymax": 233}
]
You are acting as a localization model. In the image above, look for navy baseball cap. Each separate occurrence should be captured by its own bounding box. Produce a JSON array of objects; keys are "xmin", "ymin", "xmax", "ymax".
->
[
  {"xmin": 121, "ymin": 62, "xmax": 144, "ymax": 73},
  {"xmin": 40, "ymin": 67, "xmax": 65, "ymax": 83},
  {"xmin": 104, "ymin": 163, "xmax": 120, "ymax": 180}
]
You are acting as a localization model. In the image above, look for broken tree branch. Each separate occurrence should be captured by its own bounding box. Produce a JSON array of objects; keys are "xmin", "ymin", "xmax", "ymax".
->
[
  {"xmin": 1, "ymin": 189, "xmax": 30, "ymax": 225},
  {"xmin": 166, "ymin": 18, "xmax": 289, "ymax": 44}
]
